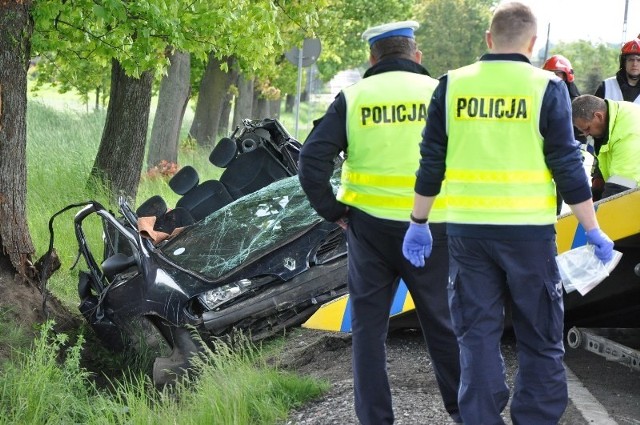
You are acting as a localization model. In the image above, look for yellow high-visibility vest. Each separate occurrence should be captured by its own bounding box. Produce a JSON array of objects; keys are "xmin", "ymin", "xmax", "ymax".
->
[
  {"xmin": 444, "ymin": 61, "xmax": 557, "ymax": 225},
  {"xmin": 339, "ymin": 70, "xmax": 446, "ymax": 222},
  {"xmin": 597, "ymin": 100, "xmax": 640, "ymax": 184}
]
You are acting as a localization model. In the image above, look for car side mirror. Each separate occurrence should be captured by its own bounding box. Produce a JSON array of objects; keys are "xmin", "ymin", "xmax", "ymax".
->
[{"xmin": 102, "ymin": 253, "xmax": 136, "ymax": 280}]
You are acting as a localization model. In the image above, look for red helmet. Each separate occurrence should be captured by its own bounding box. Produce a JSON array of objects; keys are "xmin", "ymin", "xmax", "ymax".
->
[
  {"xmin": 621, "ymin": 38, "xmax": 640, "ymax": 55},
  {"xmin": 619, "ymin": 38, "xmax": 640, "ymax": 69},
  {"xmin": 543, "ymin": 54, "xmax": 574, "ymax": 83}
]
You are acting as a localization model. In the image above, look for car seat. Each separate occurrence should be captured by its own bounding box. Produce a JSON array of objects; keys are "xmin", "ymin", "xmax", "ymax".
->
[
  {"xmin": 168, "ymin": 165, "xmax": 234, "ymax": 222},
  {"xmin": 210, "ymin": 132, "xmax": 293, "ymax": 200}
]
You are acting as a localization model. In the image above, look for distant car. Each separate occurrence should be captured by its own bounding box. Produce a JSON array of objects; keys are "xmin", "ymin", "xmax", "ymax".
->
[{"xmin": 51, "ymin": 119, "xmax": 349, "ymax": 385}]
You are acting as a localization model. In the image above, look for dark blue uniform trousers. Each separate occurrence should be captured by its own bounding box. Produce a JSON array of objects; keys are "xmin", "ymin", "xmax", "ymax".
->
[
  {"xmin": 346, "ymin": 209, "xmax": 461, "ymax": 425},
  {"xmin": 448, "ymin": 236, "xmax": 567, "ymax": 425}
]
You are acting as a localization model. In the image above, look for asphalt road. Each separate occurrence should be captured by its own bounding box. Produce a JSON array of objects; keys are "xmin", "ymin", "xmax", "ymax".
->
[
  {"xmin": 563, "ymin": 342, "xmax": 640, "ymax": 425},
  {"xmin": 276, "ymin": 328, "xmax": 640, "ymax": 424}
]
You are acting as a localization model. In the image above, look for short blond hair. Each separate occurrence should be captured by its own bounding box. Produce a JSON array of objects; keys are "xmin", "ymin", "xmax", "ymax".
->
[{"xmin": 489, "ymin": 2, "xmax": 537, "ymax": 50}]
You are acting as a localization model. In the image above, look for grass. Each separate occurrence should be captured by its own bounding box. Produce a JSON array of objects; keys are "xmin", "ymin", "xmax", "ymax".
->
[
  {"xmin": 1, "ymin": 91, "xmax": 334, "ymax": 424},
  {"xmin": 0, "ymin": 323, "xmax": 328, "ymax": 424}
]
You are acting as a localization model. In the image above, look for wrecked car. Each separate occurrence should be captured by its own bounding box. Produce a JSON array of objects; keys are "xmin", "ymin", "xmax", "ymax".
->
[{"xmin": 50, "ymin": 119, "xmax": 349, "ymax": 385}]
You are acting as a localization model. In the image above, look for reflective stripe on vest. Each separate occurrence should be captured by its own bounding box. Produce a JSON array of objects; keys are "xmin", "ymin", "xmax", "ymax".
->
[
  {"xmin": 445, "ymin": 61, "xmax": 557, "ymax": 225},
  {"xmin": 339, "ymin": 71, "xmax": 446, "ymax": 222},
  {"xmin": 604, "ymin": 77, "xmax": 640, "ymax": 104}
]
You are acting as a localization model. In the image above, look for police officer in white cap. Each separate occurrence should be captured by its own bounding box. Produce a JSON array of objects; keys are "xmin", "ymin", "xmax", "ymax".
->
[{"xmin": 298, "ymin": 21, "xmax": 461, "ymax": 425}]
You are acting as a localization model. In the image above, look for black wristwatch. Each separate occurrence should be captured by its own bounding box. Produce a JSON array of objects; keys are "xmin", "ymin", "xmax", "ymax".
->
[{"xmin": 410, "ymin": 213, "xmax": 428, "ymax": 224}]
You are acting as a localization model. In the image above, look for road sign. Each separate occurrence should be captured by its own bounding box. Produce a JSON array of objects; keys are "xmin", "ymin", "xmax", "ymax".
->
[{"xmin": 285, "ymin": 38, "xmax": 321, "ymax": 68}]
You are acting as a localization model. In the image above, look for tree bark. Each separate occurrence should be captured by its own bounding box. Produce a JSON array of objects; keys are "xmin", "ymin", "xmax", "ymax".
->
[
  {"xmin": 219, "ymin": 90, "xmax": 234, "ymax": 136},
  {"xmin": 253, "ymin": 95, "xmax": 270, "ymax": 119},
  {"xmin": 231, "ymin": 74, "xmax": 254, "ymax": 130},
  {"xmin": 147, "ymin": 50, "xmax": 191, "ymax": 169},
  {"xmin": 285, "ymin": 93, "xmax": 295, "ymax": 113},
  {"xmin": 189, "ymin": 54, "xmax": 236, "ymax": 148},
  {"xmin": 218, "ymin": 63, "xmax": 239, "ymax": 137},
  {"xmin": 0, "ymin": 1, "xmax": 35, "ymax": 275},
  {"xmin": 269, "ymin": 99, "xmax": 281, "ymax": 119},
  {"xmin": 90, "ymin": 59, "xmax": 153, "ymax": 202}
]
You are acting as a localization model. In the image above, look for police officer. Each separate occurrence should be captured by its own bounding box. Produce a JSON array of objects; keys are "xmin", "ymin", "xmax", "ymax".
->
[
  {"xmin": 573, "ymin": 94, "xmax": 640, "ymax": 197},
  {"xmin": 402, "ymin": 3, "xmax": 614, "ymax": 424},
  {"xmin": 298, "ymin": 21, "xmax": 461, "ymax": 425}
]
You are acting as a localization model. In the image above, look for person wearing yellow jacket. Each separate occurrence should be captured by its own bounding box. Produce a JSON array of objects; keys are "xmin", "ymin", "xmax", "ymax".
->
[
  {"xmin": 402, "ymin": 3, "xmax": 614, "ymax": 424},
  {"xmin": 298, "ymin": 21, "xmax": 461, "ymax": 425},
  {"xmin": 572, "ymin": 94, "xmax": 640, "ymax": 198}
]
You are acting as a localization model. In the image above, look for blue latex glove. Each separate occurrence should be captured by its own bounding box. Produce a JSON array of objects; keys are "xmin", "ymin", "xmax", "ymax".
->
[
  {"xmin": 586, "ymin": 228, "xmax": 614, "ymax": 263},
  {"xmin": 402, "ymin": 222, "xmax": 433, "ymax": 267}
]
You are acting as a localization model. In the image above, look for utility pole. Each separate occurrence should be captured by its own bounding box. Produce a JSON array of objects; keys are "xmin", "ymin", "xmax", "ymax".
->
[
  {"xmin": 543, "ymin": 22, "xmax": 551, "ymax": 63},
  {"xmin": 622, "ymin": 0, "xmax": 629, "ymax": 44}
]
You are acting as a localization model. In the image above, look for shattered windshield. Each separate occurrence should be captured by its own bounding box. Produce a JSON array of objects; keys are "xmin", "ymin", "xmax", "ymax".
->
[{"xmin": 162, "ymin": 175, "xmax": 327, "ymax": 280}]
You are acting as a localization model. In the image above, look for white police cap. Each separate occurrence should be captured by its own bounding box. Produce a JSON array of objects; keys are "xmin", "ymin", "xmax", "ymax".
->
[{"xmin": 361, "ymin": 20, "xmax": 420, "ymax": 46}]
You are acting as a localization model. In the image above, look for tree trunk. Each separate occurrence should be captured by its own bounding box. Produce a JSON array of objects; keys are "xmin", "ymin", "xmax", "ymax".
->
[
  {"xmin": 90, "ymin": 59, "xmax": 153, "ymax": 202},
  {"xmin": 231, "ymin": 74, "xmax": 254, "ymax": 129},
  {"xmin": 189, "ymin": 54, "xmax": 236, "ymax": 148},
  {"xmin": 147, "ymin": 50, "xmax": 191, "ymax": 170},
  {"xmin": 254, "ymin": 95, "xmax": 270, "ymax": 119},
  {"xmin": 251, "ymin": 87, "xmax": 260, "ymax": 119},
  {"xmin": 285, "ymin": 93, "xmax": 295, "ymax": 113},
  {"xmin": 270, "ymin": 99, "xmax": 281, "ymax": 119},
  {"xmin": 0, "ymin": 1, "xmax": 35, "ymax": 275},
  {"xmin": 219, "ymin": 90, "xmax": 234, "ymax": 136},
  {"xmin": 218, "ymin": 63, "xmax": 239, "ymax": 137}
]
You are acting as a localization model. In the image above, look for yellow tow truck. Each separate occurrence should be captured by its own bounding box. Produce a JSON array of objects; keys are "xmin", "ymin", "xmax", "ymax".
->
[{"xmin": 303, "ymin": 188, "xmax": 640, "ymax": 371}]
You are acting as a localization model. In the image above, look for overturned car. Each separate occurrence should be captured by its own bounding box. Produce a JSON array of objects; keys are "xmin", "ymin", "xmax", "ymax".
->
[{"xmin": 51, "ymin": 119, "xmax": 349, "ymax": 385}]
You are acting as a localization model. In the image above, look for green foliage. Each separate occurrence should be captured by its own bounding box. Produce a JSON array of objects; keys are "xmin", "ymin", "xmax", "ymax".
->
[
  {"xmin": 0, "ymin": 322, "xmax": 93, "ymax": 424},
  {"xmin": 414, "ymin": 0, "xmax": 495, "ymax": 78},
  {"xmin": 548, "ymin": 40, "xmax": 620, "ymax": 95},
  {"xmin": 30, "ymin": 0, "xmax": 328, "ymax": 102},
  {"xmin": 0, "ymin": 323, "xmax": 326, "ymax": 425},
  {"xmin": 26, "ymin": 101, "xmax": 111, "ymax": 304},
  {"xmin": 0, "ymin": 308, "xmax": 32, "ymax": 366},
  {"xmin": 314, "ymin": 0, "xmax": 417, "ymax": 81}
]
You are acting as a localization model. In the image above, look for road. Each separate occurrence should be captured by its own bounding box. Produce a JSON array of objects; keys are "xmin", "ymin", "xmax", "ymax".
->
[
  {"xmin": 276, "ymin": 328, "xmax": 640, "ymax": 424},
  {"xmin": 563, "ymin": 341, "xmax": 640, "ymax": 424}
]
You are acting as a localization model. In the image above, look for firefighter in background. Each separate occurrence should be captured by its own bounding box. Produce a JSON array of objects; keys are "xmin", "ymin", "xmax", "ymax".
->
[
  {"xmin": 543, "ymin": 54, "xmax": 581, "ymax": 99},
  {"xmin": 542, "ymin": 54, "xmax": 585, "ymax": 213},
  {"xmin": 572, "ymin": 94, "xmax": 640, "ymax": 197},
  {"xmin": 402, "ymin": 3, "xmax": 614, "ymax": 424},
  {"xmin": 595, "ymin": 37, "xmax": 640, "ymax": 103},
  {"xmin": 591, "ymin": 38, "xmax": 640, "ymax": 199},
  {"xmin": 297, "ymin": 21, "xmax": 461, "ymax": 425}
]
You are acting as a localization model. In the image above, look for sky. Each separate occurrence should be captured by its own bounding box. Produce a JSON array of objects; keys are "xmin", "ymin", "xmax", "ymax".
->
[{"xmin": 513, "ymin": 0, "xmax": 640, "ymax": 51}]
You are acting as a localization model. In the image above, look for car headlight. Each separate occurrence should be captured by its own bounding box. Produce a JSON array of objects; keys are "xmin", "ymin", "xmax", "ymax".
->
[{"xmin": 198, "ymin": 278, "xmax": 252, "ymax": 310}]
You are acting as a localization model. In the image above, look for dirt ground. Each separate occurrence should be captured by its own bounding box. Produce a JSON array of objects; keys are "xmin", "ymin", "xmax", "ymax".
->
[{"xmin": 0, "ymin": 260, "xmax": 80, "ymax": 362}]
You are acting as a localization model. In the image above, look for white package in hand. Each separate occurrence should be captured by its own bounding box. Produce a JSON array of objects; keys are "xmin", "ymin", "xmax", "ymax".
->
[{"xmin": 555, "ymin": 245, "xmax": 622, "ymax": 296}]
